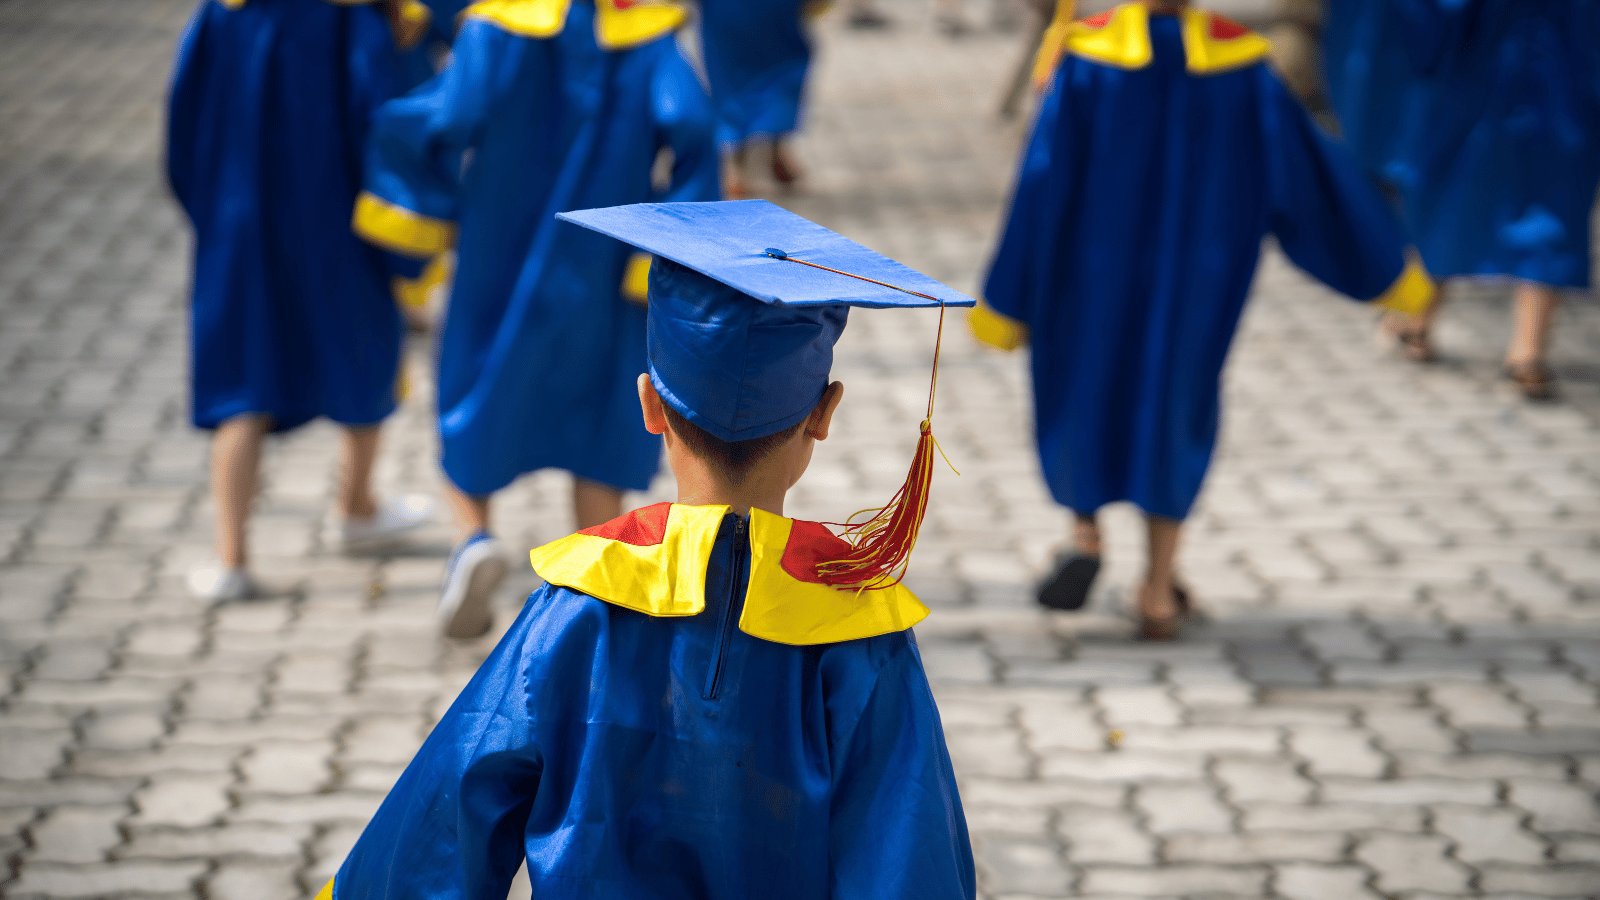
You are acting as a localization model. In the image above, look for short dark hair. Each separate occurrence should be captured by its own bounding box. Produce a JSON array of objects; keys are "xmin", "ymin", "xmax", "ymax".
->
[{"xmin": 663, "ymin": 406, "xmax": 807, "ymax": 481}]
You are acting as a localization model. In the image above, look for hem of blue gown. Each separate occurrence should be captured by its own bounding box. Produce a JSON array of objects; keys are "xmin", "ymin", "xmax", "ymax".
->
[
  {"xmin": 442, "ymin": 457, "xmax": 657, "ymax": 498},
  {"xmin": 192, "ymin": 402, "xmax": 396, "ymax": 435},
  {"xmin": 1051, "ymin": 494, "xmax": 1195, "ymax": 523},
  {"xmin": 1426, "ymin": 265, "xmax": 1590, "ymax": 292},
  {"xmin": 718, "ymin": 126, "xmax": 800, "ymax": 149}
]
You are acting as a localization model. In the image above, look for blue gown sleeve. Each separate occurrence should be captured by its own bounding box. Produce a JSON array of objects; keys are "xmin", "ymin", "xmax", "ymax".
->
[
  {"xmin": 328, "ymin": 597, "xmax": 545, "ymax": 899},
  {"xmin": 828, "ymin": 641, "xmax": 976, "ymax": 900},
  {"xmin": 353, "ymin": 18, "xmax": 516, "ymax": 258},
  {"xmin": 1259, "ymin": 68, "xmax": 1429, "ymax": 310},
  {"xmin": 651, "ymin": 43, "xmax": 722, "ymax": 205},
  {"xmin": 165, "ymin": 9, "xmax": 209, "ymax": 215},
  {"xmin": 344, "ymin": 10, "xmax": 429, "ymax": 281},
  {"xmin": 981, "ymin": 64, "xmax": 1073, "ymax": 325}
]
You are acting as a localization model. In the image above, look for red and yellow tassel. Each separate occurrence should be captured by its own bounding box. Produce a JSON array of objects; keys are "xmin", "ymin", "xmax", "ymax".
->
[{"xmin": 815, "ymin": 305, "xmax": 955, "ymax": 591}]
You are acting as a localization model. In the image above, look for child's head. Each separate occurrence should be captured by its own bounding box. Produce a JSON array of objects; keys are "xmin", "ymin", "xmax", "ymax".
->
[{"xmin": 639, "ymin": 375, "xmax": 844, "ymax": 500}]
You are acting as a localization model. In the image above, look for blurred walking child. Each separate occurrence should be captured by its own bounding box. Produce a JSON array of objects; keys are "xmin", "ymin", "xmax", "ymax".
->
[
  {"xmin": 353, "ymin": 0, "xmax": 721, "ymax": 638},
  {"xmin": 167, "ymin": 0, "xmax": 438, "ymax": 601},
  {"xmin": 699, "ymin": 0, "xmax": 819, "ymax": 197},
  {"xmin": 1363, "ymin": 0, "xmax": 1600, "ymax": 400},
  {"xmin": 322, "ymin": 200, "xmax": 976, "ymax": 899},
  {"xmin": 974, "ymin": 0, "xmax": 1432, "ymax": 638}
]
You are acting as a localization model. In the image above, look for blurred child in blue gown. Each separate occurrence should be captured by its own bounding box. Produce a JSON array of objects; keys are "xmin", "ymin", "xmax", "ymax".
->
[
  {"xmin": 353, "ymin": 0, "xmax": 720, "ymax": 638},
  {"xmin": 167, "ymin": 0, "xmax": 436, "ymax": 601},
  {"xmin": 975, "ymin": 0, "xmax": 1431, "ymax": 638},
  {"xmin": 1357, "ymin": 0, "xmax": 1600, "ymax": 400},
  {"xmin": 699, "ymin": 0, "xmax": 818, "ymax": 197}
]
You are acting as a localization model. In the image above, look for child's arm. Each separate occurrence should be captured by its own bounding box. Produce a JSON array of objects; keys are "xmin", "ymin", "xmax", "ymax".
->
[
  {"xmin": 321, "ymin": 599, "xmax": 546, "ymax": 899},
  {"xmin": 352, "ymin": 18, "xmax": 524, "ymax": 259},
  {"xmin": 828, "ymin": 642, "xmax": 976, "ymax": 899},
  {"xmin": 164, "ymin": 9, "xmax": 210, "ymax": 215},
  {"xmin": 1260, "ymin": 69, "xmax": 1434, "ymax": 316},
  {"xmin": 975, "ymin": 60, "xmax": 1077, "ymax": 350}
]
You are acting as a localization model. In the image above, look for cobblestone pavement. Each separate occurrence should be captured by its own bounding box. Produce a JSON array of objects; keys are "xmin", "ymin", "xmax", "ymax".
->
[{"xmin": 3, "ymin": 1, "xmax": 1599, "ymax": 898}]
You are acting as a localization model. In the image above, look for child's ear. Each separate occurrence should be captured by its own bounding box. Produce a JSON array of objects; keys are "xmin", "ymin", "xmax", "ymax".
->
[
  {"xmin": 638, "ymin": 374, "xmax": 668, "ymax": 436},
  {"xmin": 805, "ymin": 381, "xmax": 845, "ymax": 441}
]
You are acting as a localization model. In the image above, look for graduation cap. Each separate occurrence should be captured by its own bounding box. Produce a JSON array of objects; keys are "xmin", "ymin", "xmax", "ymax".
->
[{"xmin": 557, "ymin": 199, "xmax": 976, "ymax": 590}]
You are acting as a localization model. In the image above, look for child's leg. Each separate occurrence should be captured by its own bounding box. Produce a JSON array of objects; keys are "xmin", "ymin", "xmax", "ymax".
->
[
  {"xmin": 337, "ymin": 425, "xmax": 382, "ymax": 521},
  {"xmin": 770, "ymin": 138, "xmax": 803, "ymax": 187},
  {"xmin": 444, "ymin": 483, "xmax": 493, "ymax": 540},
  {"xmin": 1072, "ymin": 513, "xmax": 1103, "ymax": 556},
  {"xmin": 439, "ymin": 483, "xmax": 504, "ymax": 640},
  {"xmin": 1138, "ymin": 515, "xmax": 1184, "ymax": 640},
  {"xmin": 724, "ymin": 145, "xmax": 751, "ymax": 200},
  {"xmin": 1381, "ymin": 282, "xmax": 1446, "ymax": 363},
  {"xmin": 1504, "ymin": 281, "xmax": 1560, "ymax": 400},
  {"xmin": 1507, "ymin": 280, "xmax": 1560, "ymax": 366},
  {"xmin": 573, "ymin": 478, "xmax": 624, "ymax": 531},
  {"xmin": 210, "ymin": 415, "xmax": 269, "ymax": 569}
]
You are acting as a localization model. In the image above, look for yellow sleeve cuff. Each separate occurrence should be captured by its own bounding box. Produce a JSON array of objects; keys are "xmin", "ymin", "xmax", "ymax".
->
[
  {"xmin": 622, "ymin": 253, "xmax": 652, "ymax": 305},
  {"xmin": 353, "ymin": 192, "xmax": 457, "ymax": 258},
  {"xmin": 1374, "ymin": 255, "xmax": 1436, "ymax": 317},
  {"xmin": 393, "ymin": 253, "xmax": 453, "ymax": 310},
  {"xmin": 968, "ymin": 302, "xmax": 1028, "ymax": 352},
  {"xmin": 1031, "ymin": 1, "xmax": 1076, "ymax": 90}
]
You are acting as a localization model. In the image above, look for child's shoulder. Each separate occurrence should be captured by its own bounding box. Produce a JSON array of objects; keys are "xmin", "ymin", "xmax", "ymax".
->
[
  {"xmin": 1064, "ymin": 3, "xmax": 1270, "ymax": 76},
  {"xmin": 526, "ymin": 503, "xmax": 930, "ymax": 648},
  {"xmin": 460, "ymin": 0, "xmax": 569, "ymax": 39}
]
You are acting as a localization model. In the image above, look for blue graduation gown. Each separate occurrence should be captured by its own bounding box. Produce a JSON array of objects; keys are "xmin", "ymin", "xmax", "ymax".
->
[
  {"xmin": 354, "ymin": 3, "xmax": 720, "ymax": 496},
  {"xmin": 1322, "ymin": 0, "xmax": 1421, "ymax": 185},
  {"xmin": 325, "ymin": 503, "xmax": 975, "ymax": 899},
  {"xmin": 1389, "ymin": 0, "xmax": 1600, "ymax": 289},
  {"xmin": 981, "ymin": 5, "xmax": 1422, "ymax": 521},
  {"xmin": 167, "ymin": 0, "xmax": 413, "ymax": 433},
  {"xmin": 699, "ymin": 0, "xmax": 813, "ymax": 148}
]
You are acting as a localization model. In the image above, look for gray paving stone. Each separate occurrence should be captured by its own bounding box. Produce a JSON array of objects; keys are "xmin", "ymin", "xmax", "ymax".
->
[
  {"xmin": 1431, "ymin": 805, "xmax": 1549, "ymax": 866},
  {"xmin": 1354, "ymin": 833, "xmax": 1474, "ymax": 895},
  {"xmin": 1134, "ymin": 783, "xmax": 1234, "ymax": 835},
  {"xmin": 132, "ymin": 772, "xmax": 232, "ymax": 829},
  {"xmin": 1477, "ymin": 865, "xmax": 1600, "ymax": 897},
  {"xmin": 1053, "ymin": 808, "xmax": 1154, "ymax": 865},
  {"xmin": 25, "ymin": 803, "xmax": 126, "ymax": 864},
  {"xmin": 1077, "ymin": 864, "xmax": 1269, "ymax": 897},
  {"xmin": 1272, "ymin": 863, "xmax": 1381, "ymax": 900},
  {"xmin": 7, "ymin": 860, "xmax": 205, "ymax": 898},
  {"xmin": 1164, "ymin": 831, "xmax": 1345, "ymax": 865},
  {"xmin": 1507, "ymin": 779, "xmax": 1600, "ymax": 834}
]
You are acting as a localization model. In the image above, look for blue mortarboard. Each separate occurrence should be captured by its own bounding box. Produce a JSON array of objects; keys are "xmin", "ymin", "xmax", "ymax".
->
[{"xmin": 556, "ymin": 199, "xmax": 976, "ymax": 443}]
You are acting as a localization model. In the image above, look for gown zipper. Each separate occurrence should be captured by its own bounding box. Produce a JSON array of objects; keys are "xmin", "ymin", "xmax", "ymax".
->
[{"xmin": 704, "ymin": 516, "xmax": 747, "ymax": 701}]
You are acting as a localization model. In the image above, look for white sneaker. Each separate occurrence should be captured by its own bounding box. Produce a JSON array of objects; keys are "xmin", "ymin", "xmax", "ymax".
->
[
  {"xmin": 438, "ymin": 533, "xmax": 507, "ymax": 640},
  {"xmin": 187, "ymin": 565, "xmax": 255, "ymax": 602},
  {"xmin": 335, "ymin": 494, "xmax": 435, "ymax": 553}
]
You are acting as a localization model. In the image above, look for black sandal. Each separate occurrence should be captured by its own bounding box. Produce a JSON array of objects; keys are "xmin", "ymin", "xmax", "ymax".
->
[{"xmin": 1036, "ymin": 553, "xmax": 1101, "ymax": 612}]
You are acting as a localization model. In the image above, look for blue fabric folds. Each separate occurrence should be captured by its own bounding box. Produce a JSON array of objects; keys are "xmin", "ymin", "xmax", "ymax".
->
[
  {"xmin": 1387, "ymin": 0, "xmax": 1600, "ymax": 288},
  {"xmin": 699, "ymin": 0, "xmax": 813, "ymax": 147},
  {"xmin": 331, "ymin": 514, "xmax": 976, "ymax": 899},
  {"xmin": 167, "ymin": 0, "xmax": 414, "ymax": 433},
  {"xmin": 984, "ymin": 13, "xmax": 1413, "ymax": 521}
]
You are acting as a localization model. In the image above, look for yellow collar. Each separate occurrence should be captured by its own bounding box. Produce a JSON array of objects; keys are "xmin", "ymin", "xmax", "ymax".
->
[
  {"xmin": 528, "ymin": 504, "xmax": 930, "ymax": 646},
  {"xmin": 466, "ymin": 0, "xmax": 687, "ymax": 49},
  {"xmin": 1063, "ymin": 3, "xmax": 1270, "ymax": 75}
]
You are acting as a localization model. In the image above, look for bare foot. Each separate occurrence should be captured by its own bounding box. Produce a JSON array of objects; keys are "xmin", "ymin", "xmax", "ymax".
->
[
  {"xmin": 1136, "ymin": 580, "xmax": 1183, "ymax": 642},
  {"xmin": 1378, "ymin": 312, "xmax": 1436, "ymax": 363}
]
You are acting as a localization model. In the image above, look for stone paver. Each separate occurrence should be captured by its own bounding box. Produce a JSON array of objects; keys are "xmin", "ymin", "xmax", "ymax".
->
[{"xmin": 2, "ymin": 0, "xmax": 1599, "ymax": 897}]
